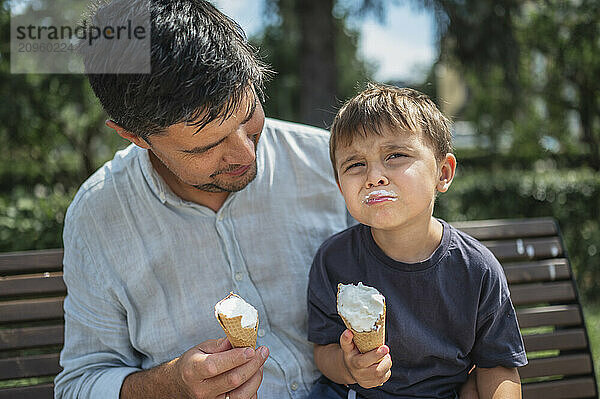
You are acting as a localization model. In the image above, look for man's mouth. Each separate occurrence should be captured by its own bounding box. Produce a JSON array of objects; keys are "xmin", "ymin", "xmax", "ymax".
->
[
  {"xmin": 362, "ymin": 189, "xmax": 398, "ymax": 205},
  {"xmin": 222, "ymin": 164, "xmax": 251, "ymax": 177}
]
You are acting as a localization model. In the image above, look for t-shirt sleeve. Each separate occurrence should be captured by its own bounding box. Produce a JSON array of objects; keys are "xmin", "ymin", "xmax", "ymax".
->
[
  {"xmin": 470, "ymin": 254, "xmax": 528, "ymax": 368},
  {"xmin": 307, "ymin": 246, "xmax": 346, "ymax": 345}
]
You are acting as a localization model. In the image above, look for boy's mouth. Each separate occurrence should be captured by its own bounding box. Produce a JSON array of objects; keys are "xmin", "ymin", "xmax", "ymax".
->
[{"xmin": 362, "ymin": 189, "xmax": 398, "ymax": 205}]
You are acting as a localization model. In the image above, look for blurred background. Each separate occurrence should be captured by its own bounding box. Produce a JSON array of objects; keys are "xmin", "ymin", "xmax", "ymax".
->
[{"xmin": 0, "ymin": 0, "xmax": 599, "ymax": 365}]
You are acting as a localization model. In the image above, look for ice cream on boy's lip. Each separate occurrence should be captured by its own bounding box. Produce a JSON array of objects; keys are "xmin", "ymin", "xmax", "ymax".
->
[
  {"xmin": 215, "ymin": 293, "xmax": 259, "ymax": 348},
  {"xmin": 337, "ymin": 282, "xmax": 386, "ymax": 353},
  {"xmin": 362, "ymin": 189, "xmax": 398, "ymax": 205}
]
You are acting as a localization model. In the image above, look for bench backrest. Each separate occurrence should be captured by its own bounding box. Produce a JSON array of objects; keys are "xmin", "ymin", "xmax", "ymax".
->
[
  {"xmin": 0, "ymin": 218, "xmax": 597, "ymax": 398},
  {"xmin": 0, "ymin": 249, "xmax": 64, "ymax": 399},
  {"xmin": 453, "ymin": 217, "xmax": 598, "ymax": 398}
]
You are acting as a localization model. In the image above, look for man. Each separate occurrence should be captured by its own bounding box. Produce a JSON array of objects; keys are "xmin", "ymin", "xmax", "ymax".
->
[{"xmin": 54, "ymin": 1, "xmax": 349, "ymax": 398}]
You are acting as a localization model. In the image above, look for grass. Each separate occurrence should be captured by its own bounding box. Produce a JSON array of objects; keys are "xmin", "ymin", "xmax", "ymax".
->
[{"xmin": 582, "ymin": 299, "xmax": 600, "ymax": 383}]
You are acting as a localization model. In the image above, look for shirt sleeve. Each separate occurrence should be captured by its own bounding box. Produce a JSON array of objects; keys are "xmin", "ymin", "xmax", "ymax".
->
[
  {"xmin": 470, "ymin": 261, "xmax": 528, "ymax": 368},
  {"xmin": 307, "ymin": 246, "xmax": 346, "ymax": 346},
  {"xmin": 54, "ymin": 205, "xmax": 141, "ymax": 399}
]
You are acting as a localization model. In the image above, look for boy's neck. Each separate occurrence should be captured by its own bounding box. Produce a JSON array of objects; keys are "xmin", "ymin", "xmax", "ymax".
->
[{"xmin": 371, "ymin": 217, "xmax": 444, "ymax": 264}]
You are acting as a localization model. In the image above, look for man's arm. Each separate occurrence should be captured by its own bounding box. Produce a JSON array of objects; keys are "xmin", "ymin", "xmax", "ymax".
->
[
  {"xmin": 476, "ymin": 366, "xmax": 521, "ymax": 399},
  {"xmin": 120, "ymin": 338, "xmax": 268, "ymax": 399},
  {"xmin": 55, "ymin": 214, "xmax": 269, "ymax": 399}
]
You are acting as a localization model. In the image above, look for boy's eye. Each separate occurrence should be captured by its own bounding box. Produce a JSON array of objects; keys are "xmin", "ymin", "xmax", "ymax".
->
[
  {"xmin": 387, "ymin": 153, "xmax": 407, "ymax": 160},
  {"xmin": 345, "ymin": 162, "xmax": 365, "ymax": 172}
]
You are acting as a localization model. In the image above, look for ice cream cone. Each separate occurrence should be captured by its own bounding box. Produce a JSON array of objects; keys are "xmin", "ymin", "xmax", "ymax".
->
[
  {"xmin": 215, "ymin": 293, "xmax": 259, "ymax": 349},
  {"xmin": 337, "ymin": 284, "xmax": 386, "ymax": 353}
]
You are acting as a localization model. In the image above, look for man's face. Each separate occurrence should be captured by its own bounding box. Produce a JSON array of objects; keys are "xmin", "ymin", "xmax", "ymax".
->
[
  {"xmin": 335, "ymin": 126, "xmax": 451, "ymax": 231},
  {"xmin": 146, "ymin": 93, "xmax": 265, "ymax": 194}
]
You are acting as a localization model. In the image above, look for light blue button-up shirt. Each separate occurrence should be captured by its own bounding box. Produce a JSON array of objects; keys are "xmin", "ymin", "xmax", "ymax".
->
[{"xmin": 54, "ymin": 118, "xmax": 350, "ymax": 399}]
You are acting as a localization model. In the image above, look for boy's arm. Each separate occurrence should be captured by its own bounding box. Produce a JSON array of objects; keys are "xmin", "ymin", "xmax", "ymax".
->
[
  {"xmin": 313, "ymin": 343, "xmax": 356, "ymax": 385},
  {"xmin": 476, "ymin": 366, "xmax": 521, "ymax": 399},
  {"xmin": 313, "ymin": 329, "xmax": 392, "ymax": 389}
]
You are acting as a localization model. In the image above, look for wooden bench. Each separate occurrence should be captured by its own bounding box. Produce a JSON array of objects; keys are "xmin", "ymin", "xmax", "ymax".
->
[
  {"xmin": 454, "ymin": 217, "xmax": 598, "ymax": 398},
  {"xmin": 0, "ymin": 218, "xmax": 597, "ymax": 398}
]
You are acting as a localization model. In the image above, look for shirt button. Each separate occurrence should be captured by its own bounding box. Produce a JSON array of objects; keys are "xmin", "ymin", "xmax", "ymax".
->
[
  {"xmin": 258, "ymin": 328, "xmax": 266, "ymax": 337},
  {"xmin": 290, "ymin": 382, "xmax": 298, "ymax": 391},
  {"xmin": 217, "ymin": 214, "xmax": 224, "ymax": 221},
  {"xmin": 234, "ymin": 272, "xmax": 243, "ymax": 281},
  {"xmin": 159, "ymin": 192, "xmax": 166, "ymax": 202}
]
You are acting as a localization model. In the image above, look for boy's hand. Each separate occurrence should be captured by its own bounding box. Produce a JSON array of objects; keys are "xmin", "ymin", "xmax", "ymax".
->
[{"xmin": 339, "ymin": 329, "xmax": 392, "ymax": 389}]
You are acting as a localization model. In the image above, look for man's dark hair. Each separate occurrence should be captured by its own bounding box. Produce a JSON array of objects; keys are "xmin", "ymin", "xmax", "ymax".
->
[{"xmin": 82, "ymin": 0, "xmax": 270, "ymax": 139}]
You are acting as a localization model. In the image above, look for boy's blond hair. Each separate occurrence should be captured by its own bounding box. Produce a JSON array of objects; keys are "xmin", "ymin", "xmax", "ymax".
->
[{"xmin": 330, "ymin": 83, "xmax": 453, "ymax": 182}]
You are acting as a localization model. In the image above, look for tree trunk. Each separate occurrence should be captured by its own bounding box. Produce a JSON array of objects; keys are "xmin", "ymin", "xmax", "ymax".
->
[
  {"xmin": 296, "ymin": 0, "xmax": 337, "ymax": 128},
  {"xmin": 578, "ymin": 84, "xmax": 600, "ymax": 170}
]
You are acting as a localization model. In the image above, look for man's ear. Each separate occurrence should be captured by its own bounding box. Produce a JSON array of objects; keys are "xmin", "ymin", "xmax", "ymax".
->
[
  {"xmin": 106, "ymin": 120, "xmax": 151, "ymax": 150},
  {"xmin": 437, "ymin": 153, "xmax": 457, "ymax": 193}
]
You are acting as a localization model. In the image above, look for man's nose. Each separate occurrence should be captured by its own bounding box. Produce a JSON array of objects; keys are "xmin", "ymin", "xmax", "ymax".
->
[
  {"xmin": 222, "ymin": 128, "xmax": 256, "ymax": 165},
  {"xmin": 365, "ymin": 166, "xmax": 389, "ymax": 188}
]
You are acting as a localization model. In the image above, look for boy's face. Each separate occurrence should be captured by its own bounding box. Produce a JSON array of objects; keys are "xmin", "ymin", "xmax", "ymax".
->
[{"xmin": 335, "ymin": 126, "xmax": 455, "ymax": 231}]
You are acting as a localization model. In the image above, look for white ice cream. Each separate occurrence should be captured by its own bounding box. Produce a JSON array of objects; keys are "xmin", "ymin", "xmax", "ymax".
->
[
  {"xmin": 337, "ymin": 282, "xmax": 385, "ymax": 332},
  {"xmin": 215, "ymin": 294, "xmax": 258, "ymax": 328},
  {"xmin": 362, "ymin": 189, "xmax": 398, "ymax": 204}
]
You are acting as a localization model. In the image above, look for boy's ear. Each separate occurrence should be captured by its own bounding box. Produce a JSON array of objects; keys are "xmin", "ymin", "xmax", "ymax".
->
[
  {"xmin": 437, "ymin": 153, "xmax": 457, "ymax": 193},
  {"xmin": 106, "ymin": 120, "xmax": 151, "ymax": 150}
]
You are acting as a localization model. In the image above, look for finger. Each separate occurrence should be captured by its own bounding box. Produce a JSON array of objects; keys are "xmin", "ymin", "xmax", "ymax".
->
[
  {"xmin": 209, "ymin": 346, "xmax": 269, "ymax": 394},
  {"xmin": 375, "ymin": 354, "xmax": 392, "ymax": 376},
  {"xmin": 339, "ymin": 330, "xmax": 357, "ymax": 354},
  {"xmin": 227, "ymin": 361, "xmax": 264, "ymax": 399},
  {"xmin": 192, "ymin": 346, "xmax": 257, "ymax": 380},
  {"xmin": 197, "ymin": 337, "xmax": 232, "ymax": 354},
  {"xmin": 353, "ymin": 345, "xmax": 389, "ymax": 369}
]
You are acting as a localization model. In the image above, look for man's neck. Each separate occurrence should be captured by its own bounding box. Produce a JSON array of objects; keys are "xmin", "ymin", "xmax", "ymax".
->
[
  {"xmin": 371, "ymin": 217, "xmax": 443, "ymax": 264},
  {"xmin": 148, "ymin": 150, "xmax": 229, "ymax": 212}
]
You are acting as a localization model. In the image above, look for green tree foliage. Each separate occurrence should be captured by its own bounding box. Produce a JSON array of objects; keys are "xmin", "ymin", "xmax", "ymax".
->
[
  {"xmin": 435, "ymin": 168, "xmax": 600, "ymax": 301},
  {"xmin": 0, "ymin": 0, "xmax": 125, "ymax": 249},
  {"xmin": 254, "ymin": 0, "xmax": 374, "ymax": 127},
  {"xmin": 0, "ymin": 0, "xmax": 125, "ymax": 189},
  {"xmin": 431, "ymin": 0, "xmax": 600, "ymax": 169}
]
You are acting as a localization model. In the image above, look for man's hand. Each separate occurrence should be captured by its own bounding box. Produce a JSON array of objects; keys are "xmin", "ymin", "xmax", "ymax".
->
[
  {"xmin": 339, "ymin": 329, "xmax": 392, "ymax": 389},
  {"xmin": 175, "ymin": 338, "xmax": 269, "ymax": 399},
  {"xmin": 121, "ymin": 337, "xmax": 269, "ymax": 399}
]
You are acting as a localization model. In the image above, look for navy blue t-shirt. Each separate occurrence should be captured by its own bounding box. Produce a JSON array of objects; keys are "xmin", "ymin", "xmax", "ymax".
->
[{"xmin": 307, "ymin": 220, "xmax": 527, "ymax": 399}]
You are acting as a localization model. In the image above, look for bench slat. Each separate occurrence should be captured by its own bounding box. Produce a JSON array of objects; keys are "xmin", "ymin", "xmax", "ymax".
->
[
  {"xmin": 0, "ymin": 353, "xmax": 61, "ymax": 380},
  {"xmin": 0, "ymin": 249, "xmax": 63, "ymax": 275},
  {"xmin": 0, "ymin": 325, "xmax": 64, "ymax": 351},
  {"xmin": 522, "ymin": 329, "xmax": 587, "ymax": 352},
  {"xmin": 0, "ymin": 273, "xmax": 66, "ymax": 297},
  {"xmin": 482, "ymin": 237, "xmax": 563, "ymax": 261},
  {"xmin": 0, "ymin": 383, "xmax": 54, "ymax": 399},
  {"xmin": 520, "ymin": 353, "xmax": 593, "ymax": 379},
  {"xmin": 453, "ymin": 218, "xmax": 557, "ymax": 240},
  {"xmin": 517, "ymin": 305, "xmax": 582, "ymax": 328},
  {"xmin": 510, "ymin": 281, "xmax": 575, "ymax": 306},
  {"xmin": 0, "ymin": 297, "xmax": 64, "ymax": 324},
  {"xmin": 503, "ymin": 259, "xmax": 571, "ymax": 284},
  {"xmin": 523, "ymin": 377, "xmax": 597, "ymax": 399}
]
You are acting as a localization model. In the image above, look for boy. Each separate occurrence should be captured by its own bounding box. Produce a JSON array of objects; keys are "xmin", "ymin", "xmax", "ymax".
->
[{"xmin": 307, "ymin": 84, "xmax": 527, "ymax": 399}]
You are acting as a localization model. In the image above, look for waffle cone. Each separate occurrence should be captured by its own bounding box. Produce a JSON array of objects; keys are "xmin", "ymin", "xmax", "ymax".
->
[
  {"xmin": 215, "ymin": 293, "xmax": 258, "ymax": 349},
  {"xmin": 337, "ymin": 285, "xmax": 386, "ymax": 353},
  {"xmin": 216, "ymin": 313, "xmax": 258, "ymax": 349}
]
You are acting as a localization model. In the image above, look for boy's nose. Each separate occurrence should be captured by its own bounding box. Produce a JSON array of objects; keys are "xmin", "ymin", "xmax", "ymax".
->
[{"xmin": 365, "ymin": 169, "xmax": 389, "ymax": 188}]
